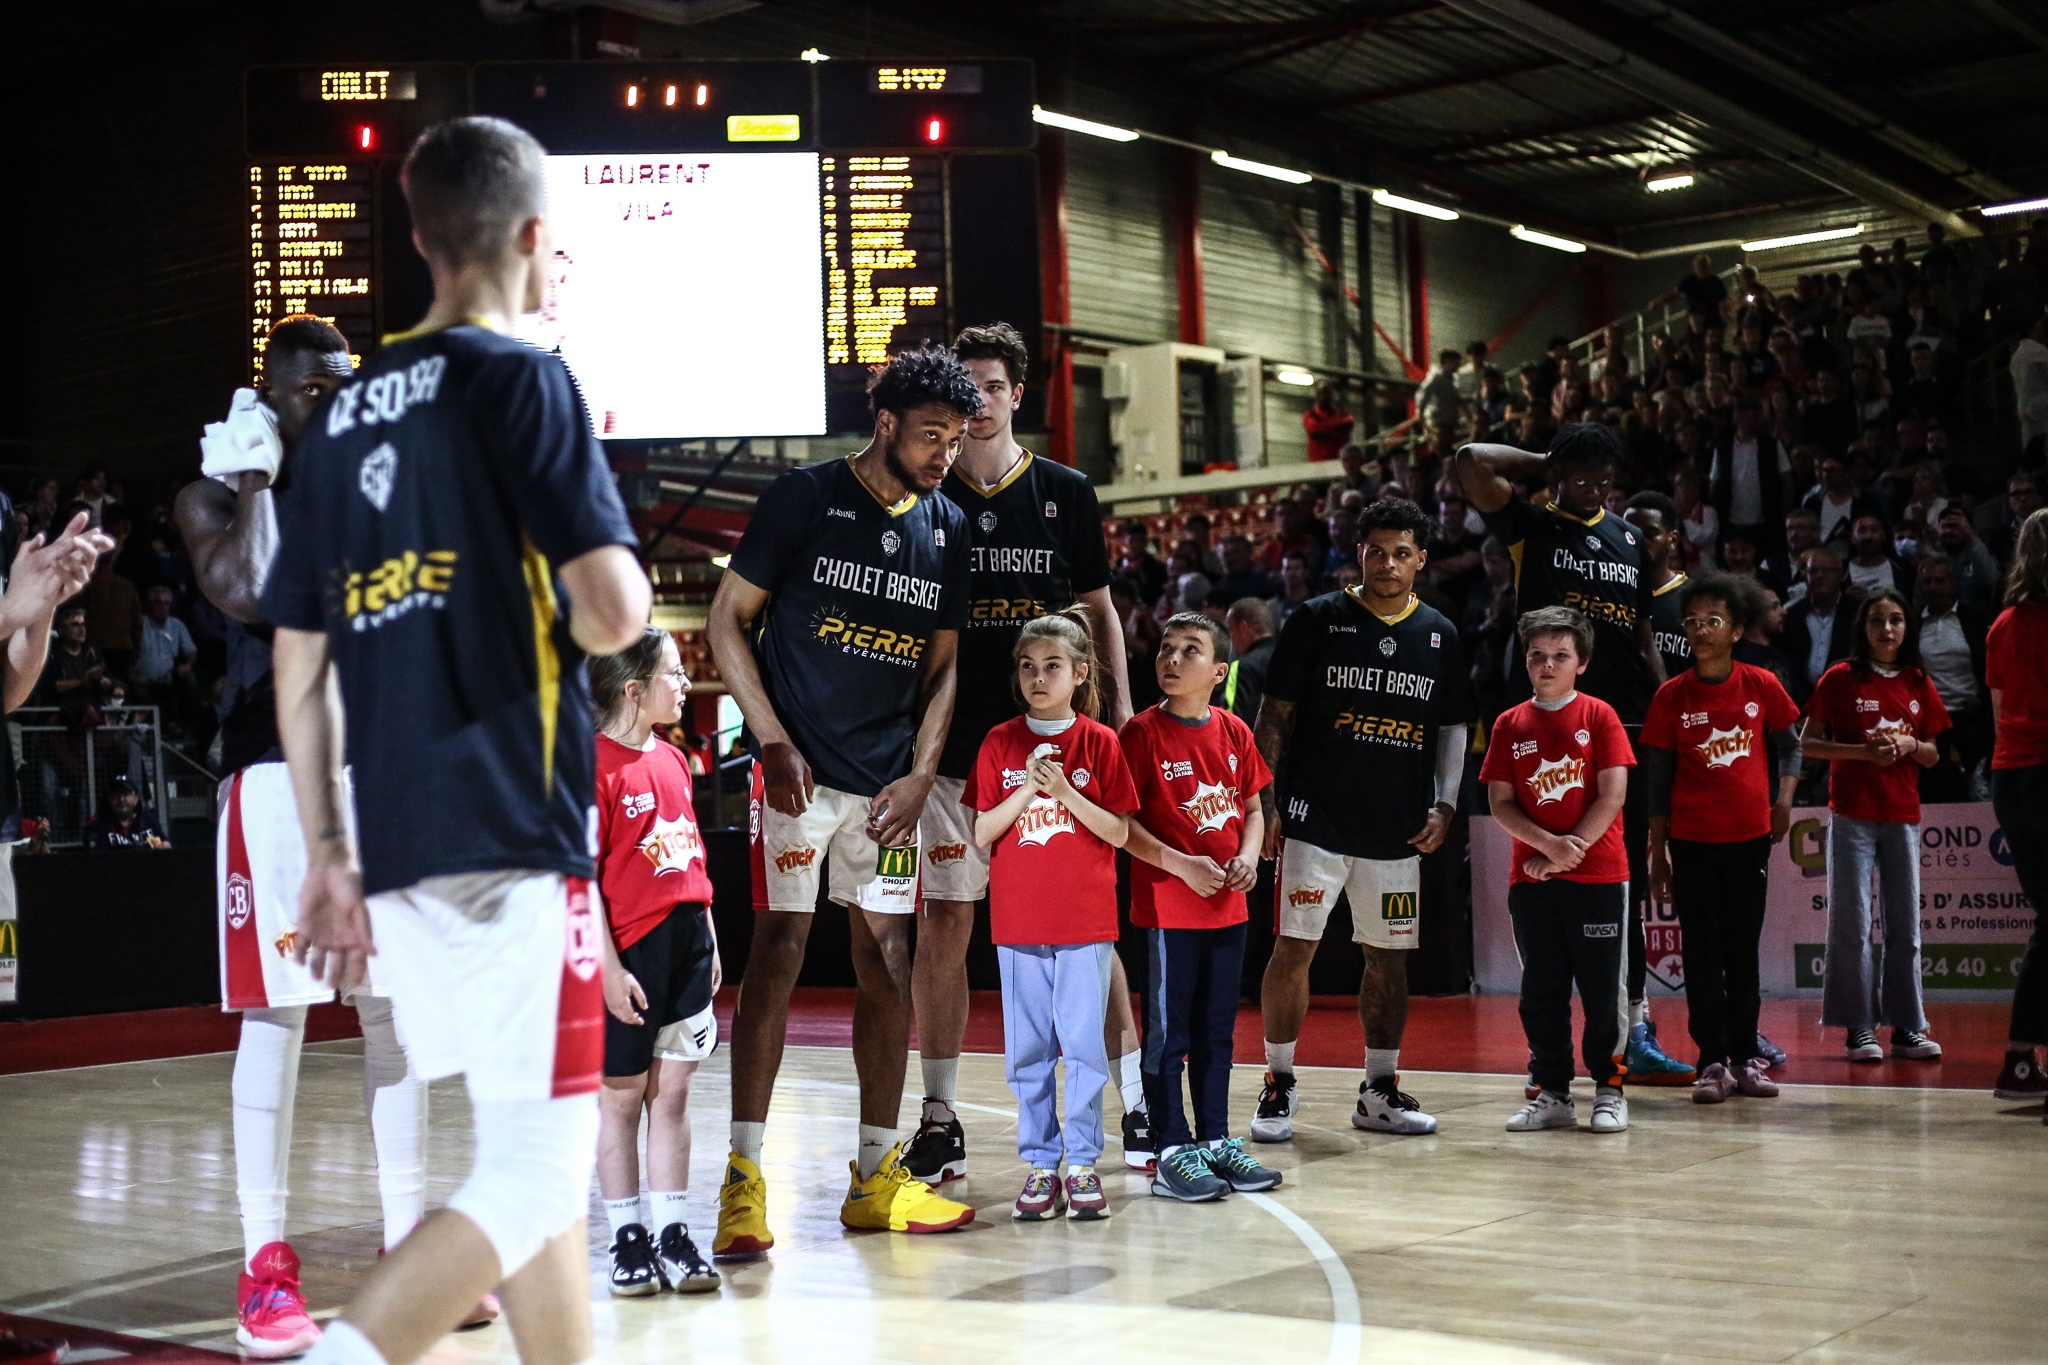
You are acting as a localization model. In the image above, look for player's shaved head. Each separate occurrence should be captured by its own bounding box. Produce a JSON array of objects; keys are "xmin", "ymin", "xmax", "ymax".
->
[{"xmin": 402, "ymin": 117, "xmax": 548, "ymax": 267}]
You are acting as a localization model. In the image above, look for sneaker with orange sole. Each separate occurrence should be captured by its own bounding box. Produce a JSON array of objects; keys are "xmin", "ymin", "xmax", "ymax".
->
[{"xmin": 839, "ymin": 1144, "xmax": 975, "ymax": 1234}]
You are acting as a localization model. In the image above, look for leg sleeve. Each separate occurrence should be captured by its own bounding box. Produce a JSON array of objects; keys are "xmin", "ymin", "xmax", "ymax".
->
[
  {"xmin": 232, "ymin": 1005, "xmax": 308, "ymax": 1262},
  {"xmin": 357, "ymin": 995, "xmax": 428, "ymax": 1251}
]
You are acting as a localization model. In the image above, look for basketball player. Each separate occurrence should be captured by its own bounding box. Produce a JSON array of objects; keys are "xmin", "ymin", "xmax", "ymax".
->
[
  {"xmin": 1453, "ymin": 428, "xmax": 1693, "ymax": 1085},
  {"xmin": 1248, "ymin": 497, "xmax": 1473, "ymax": 1141},
  {"xmin": 907, "ymin": 322, "xmax": 1144, "ymax": 1186},
  {"xmin": 177, "ymin": 316, "xmax": 478, "ymax": 1357},
  {"xmin": 704, "ymin": 345, "xmax": 981, "ymax": 1258},
  {"xmin": 1623, "ymin": 491, "xmax": 1692, "ymax": 681},
  {"xmin": 271, "ymin": 117, "xmax": 650, "ymax": 1365}
]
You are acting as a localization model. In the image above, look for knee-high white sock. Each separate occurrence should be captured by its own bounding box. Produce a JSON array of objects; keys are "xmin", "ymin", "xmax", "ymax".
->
[
  {"xmin": 730, "ymin": 1121, "xmax": 765, "ymax": 1165},
  {"xmin": 233, "ymin": 1005, "xmax": 307, "ymax": 1266},
  {"xmin": 1116, "ymin": 1050, "xmax": 1145, "ymax": 1111},
  {"xmin": 357, "ymin": 998, "xmax": 427, "ymax": 1251},
  {"xmin": 856, "ymin": 1125, "xmax": 896, "ymax": 1180},
  {"xmin": 1266, "ymin": 1040, "xmax": 1297, "ymax": 1077}
]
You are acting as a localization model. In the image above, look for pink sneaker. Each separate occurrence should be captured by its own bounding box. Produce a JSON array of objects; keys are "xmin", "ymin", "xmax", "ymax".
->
[
  {"xmin": 236, "ymin": 1242, "xmax": 322, "ymax": 1359},
  {"xmin": 1733, "ymin": 1060, "xmax": 1780, "ymax": 1098},
  {"xmin": 1691, "ymin": 1062, "xmax": 1736, "ymax": 1105}
]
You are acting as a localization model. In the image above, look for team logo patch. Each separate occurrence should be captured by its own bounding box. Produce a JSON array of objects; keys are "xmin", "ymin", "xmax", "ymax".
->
[
  {"xmin": 928, "ymin": 841, "xmax": 967, "ymax": 865},
  {"xmin": 881, "ymin": 529, "xmax": 901, "ymax": 557},
  {"xmin": 1161, "ymin": 759, "xmax": 1193, "ymax": 781},
  {"xmin": 978, "ymin": 510, "xmax": 997, "ymax": 533},
  {"xmin": 773, "ymin": 844, "xmax": 818, "ymax": 875},
  {"xmin": 1227, "ymin": 752, "xmax": 1238, "ymax": 772},
  {"xmin": 1072, "ymin": 768, "xmax": 1091, "ymax": 788},
  {"xmin": 226, "ymin": 872, "xmax": 253, "ymax": 930},
  {"xmin": 1045, "ymin": 500, "xmax": 1058, "ymax": 518},
  {"xmin": 1909, "ymin": 700, "xmax": 1921, "ymax": 715},
  {"xmin": 1378, "ymin": 637, "xmax": 1397, "ymax": 657},
  {"xmin": 1430, "ymin": 632, "xmax": 1441, "ymax": 648},
  {"xmin": 1623, "ymin": 530, "xmax": 1636, "ymax": 546},
  {"xmin": 1744, "ymin": 702, "xmax": 1760, "ymax": 718},
  {"xmin": 1574, "ymin": 728, "xmax": 1591, "ymax": 747},
  {"xmin": 1380, "ymin": 891, "xmax": 1417, "ymax": 923},
  {"xmin": 623, "ymin": 791, "xmax": 655, "ymax": 817},
  {"xmin": 1697, "ymin": 725, "xmax": 1754, "ymax": 769},
  {"xmin": 934, "ymin": 527, "xmax": 946, "ymax": 547},
  {"xmin": 1179, "ymin": 781, "xmax": 1240, "ymax": 835},
  {"xmin": 1527, "ymin": 754, "xmax": 1587, "ymax": 805},
  {"xmin": 1585, "ymin": 535, "xmax": 1602, "ymax": 551},
  {"xmin": 359, "ymin": 443, "xmax": 397, "ymax": 512}
]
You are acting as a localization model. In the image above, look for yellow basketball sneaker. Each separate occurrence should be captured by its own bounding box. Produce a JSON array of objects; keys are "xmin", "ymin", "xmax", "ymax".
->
[
  {"xmin": 712, "ymin": 1153, "xmax": 774, "ymax": 1260},
  {"xmin": 839, "ymin": 1144, "xmax": 976, "ymax": 1234}
]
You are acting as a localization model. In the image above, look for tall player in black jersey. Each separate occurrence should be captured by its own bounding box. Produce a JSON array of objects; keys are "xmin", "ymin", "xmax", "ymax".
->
[
  {"xmin": 1453, "ymin": 425, "xmax": 1694, "ymax": 1085},
  {"xmin": 1624, "ymin": 491, "xmax": 1693, "ymax": 681},
  {"xmin": 1248, "ymin": 498, "xmax": 1474, "ymax": 1141},
  {"xmin": 905, "ymin": 323, "xmax": 1141, "ymax": 1185},
  {"xmin": 706, "ymin": 347, "xmax": 979, "ymax": 1257}
]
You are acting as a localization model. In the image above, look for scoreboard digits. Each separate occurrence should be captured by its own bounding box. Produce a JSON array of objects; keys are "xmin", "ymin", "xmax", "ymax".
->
[
  {"xmin": 823, "ymin": 155, "xmax": 945, "ymax": 368},
  {"xmin": 248, "ymin": 162, "xmax": 374, "ymax": 377}
]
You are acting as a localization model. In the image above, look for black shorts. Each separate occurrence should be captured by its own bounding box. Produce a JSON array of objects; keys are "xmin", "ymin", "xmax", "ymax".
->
[{"xmin": 604, "ymin": 903, "xmax": 717, "ymax": 1078}]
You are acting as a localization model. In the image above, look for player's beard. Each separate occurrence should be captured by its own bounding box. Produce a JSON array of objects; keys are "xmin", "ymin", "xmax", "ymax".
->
[{"xmin": 881, "ymin": 432, "xmax": 929, "ymax": 493}]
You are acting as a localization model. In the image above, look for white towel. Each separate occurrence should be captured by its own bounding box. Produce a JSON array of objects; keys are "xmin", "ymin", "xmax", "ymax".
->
[{"xmin": 199, "ymin": 388, "xmax": 283, "ymax": 484}]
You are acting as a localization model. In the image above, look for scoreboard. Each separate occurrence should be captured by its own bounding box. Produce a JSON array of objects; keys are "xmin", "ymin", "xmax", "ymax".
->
[{"xmin": 243, "ymin": 60, "xmax": 1041, "ymax": 436}]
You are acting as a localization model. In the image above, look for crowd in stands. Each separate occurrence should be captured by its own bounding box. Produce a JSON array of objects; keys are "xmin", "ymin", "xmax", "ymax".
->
[{"xmin": 1107, "ymin": 225, "xmax": 2048, "ymax": 804}]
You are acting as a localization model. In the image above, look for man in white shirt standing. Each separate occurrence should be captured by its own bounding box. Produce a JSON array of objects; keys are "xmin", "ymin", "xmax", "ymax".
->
[
  {"xmin": 1709, "ymin": 395, "xmax": 1795, "ymax": 559},
  {"xmin": 2011, "ymin": 311, "xmax": 2048, "ymax": 454},
  {"xmin": 1916, "ymin": 553, "xmax": 1989, "ymax": 799}
]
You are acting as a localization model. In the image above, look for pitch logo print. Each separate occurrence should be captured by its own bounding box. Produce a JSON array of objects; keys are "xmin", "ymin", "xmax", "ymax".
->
[
  {"xmin": 1526, "ymin": 754, "xmax": 1587, "ymax": 804},
  {"xmin": 1179, "ymin": 781, "xmax": 1240, "ymax": 834},
  {"xmin": 774, "ymin": 844, "xmax": 818, "ymax": 876},
  {"xmin": 636, "ymin": 815, "xmax": 704, "ymax": 875},
  {"xmin": 1697, "ymin": 725, "xmax": 1753, "ymax": 768},
  {"xmin": 928, "ymin": 841, "xmax": 967, "ymax": 865},
  {"xmin": 1015, "ymin": 796, "xmax": 1074, "ymax": 847},
  {"xmin": 226, "ymin": 872, "xmax": 253, "ymax": 930},
  {"xmin": 1287, "ymin": 886, "xmax": 1326, "ymax": 908}
]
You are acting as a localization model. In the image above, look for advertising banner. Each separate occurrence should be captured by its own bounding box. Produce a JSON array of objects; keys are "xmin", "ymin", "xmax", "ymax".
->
[{"xmin": 1470, "ymin": 804, "xmax": 2031, "ymax": 999}]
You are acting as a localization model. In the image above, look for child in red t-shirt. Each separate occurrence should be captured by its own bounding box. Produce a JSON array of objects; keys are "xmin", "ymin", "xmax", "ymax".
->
[
  {"xmin": 1801, "ymin": 587, "xmax": 1949, "ymax": 1064},
  {"xmin": 1120, "ymin": 613, "xmax": 1278, "ymax": 1203},
  {"xmin": 1642, "ymin": 577, "xmax": 1802, "ymax": 1103},
  {"xmin": 589, "ymin": 628, "xmax": 721, "ymax": 1296},
  {"xmin": 1478, "ymin": 607, "xmax": 1635, "ymax": 1134},
  {"xmin": 966, "ymin": 609, "xmax": 1138, "ymax": 1223}
]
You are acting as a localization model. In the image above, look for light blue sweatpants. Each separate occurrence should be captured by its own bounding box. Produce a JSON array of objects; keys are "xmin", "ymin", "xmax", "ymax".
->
[{"xmin": 998, "ymin": 941, "xmax": 1115, "ymax": 1170}]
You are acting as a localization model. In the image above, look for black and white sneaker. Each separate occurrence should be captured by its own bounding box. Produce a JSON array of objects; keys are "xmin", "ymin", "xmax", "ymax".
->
[
  {"xmin": 1248, "ymin": 1071, "xmax": 1298, "ymax": 1143},
  {"xmin": 1122, "ymin": 1107, "xmax": 1156, "ymax": 1171},
  {"xmin": 1755, "ymin": 1032, "xmax": 1787, "ymax": 1068},
  {"xmin": 654, "ymin": 1224, "xmax": 719, "ymax": 1294},
  {"xmin": 1351, "ymin": 1076, "xmax": 1438, "ymax": 1135},
  {"xmin": 1891, "ymin": 1029, "xmax": 1943, "ymax": 1060},
  {"xmin": 902, "ymin": 1105, "xmax": 967, "ymax": 1184},
  {"xmin": 1845, "ymin": 1028, "xmax": 1883, "ymax": 1062},
  {"xmin": 608, "ymin": 1224, "xmax": 662, "ymax": 1297}
]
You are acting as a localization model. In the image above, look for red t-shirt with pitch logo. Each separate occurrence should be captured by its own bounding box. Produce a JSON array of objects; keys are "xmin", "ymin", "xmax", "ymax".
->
[
  {"xmin": 595, "ymin": 734, "xmax": 714, "ymax": 950},
  {"xmin": 965, "ymin": 714, "xmax": 1138, "ymax": 946},
  {"xmin": 1642, "ymin": 662, "xmax": 1801, "ymax": 843},
  {"xmin": 1805, "ymin": 662, "xmax": 1950, "ymax": 824},
  {"xmin": 1119, "ymin": 704, "xmax": 1273, "ymax": 929},
  {"xmin": 1478, "ymin": 692, "xmax": 1635, "ymax": 886}
]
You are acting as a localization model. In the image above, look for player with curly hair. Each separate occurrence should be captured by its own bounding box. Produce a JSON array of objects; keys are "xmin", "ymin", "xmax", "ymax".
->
[{"xmin": 704, "ymin": 344, "xmax": 982, "ymax": 1256}]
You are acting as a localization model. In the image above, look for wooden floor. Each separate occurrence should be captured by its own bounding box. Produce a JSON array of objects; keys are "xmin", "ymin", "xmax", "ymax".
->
[{"xmin": 3, "ymin": 1040, "xmax": 2045, "ymax": 1365}]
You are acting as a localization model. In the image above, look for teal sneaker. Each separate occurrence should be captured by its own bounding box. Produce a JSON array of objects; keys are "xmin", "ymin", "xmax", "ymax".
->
[
  {"xmin": 1150, "ymin": 1145, "xmax": 1229, "ymax": 1202},
  {"xmin": 1625, "ymin": 1020, "xmax": 1695, "ymax": 1086},
  {"xmin": 1204, "ymin": 1137, "xmax": 1281, "ymax": 1191}
]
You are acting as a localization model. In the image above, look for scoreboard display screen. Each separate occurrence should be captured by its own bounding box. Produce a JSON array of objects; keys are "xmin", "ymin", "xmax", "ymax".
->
[{"xmin": 245, "ymin": 60, "xmax": 1040, "ymax": 438}]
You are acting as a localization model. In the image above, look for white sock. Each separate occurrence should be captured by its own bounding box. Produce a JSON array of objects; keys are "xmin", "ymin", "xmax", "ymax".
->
[
  {"xmin": 730, "ymin": 1121, "xmax": 765, "ymax": 1165},
  {"xmin": 920, "ymin": 1055, "xmax": 959, "ymax": 1111},
  {"xmin": 359, "ymin": 998, "xmax": 427, "ymax": 1252},
  {"xmin": 857, "ymin": 1124, "xmax": 896, "ymax": 1180},
  {"xmin": 233, "ymin": 1006, "xmax": 306, "ymax": 1266},
  {"xmin": 1117, "ymin": 1050, "xmax": 1145, "ymax": 1111},
  {"xmin": 1364, "ymin": 1048, "xmax": 1399, "ymax": 1085},
  {"xmin": 1630, "ymin": 999, "xmax": 1649, "ymax": 1028},
  {"xmin": 604, "ymin": 1195, "xmax": 643, "ymax": 1237},
  {"xmin": 302, "ymin": 1320, "xmax": 387, "ymax": 1365},
  {"xmin": 650, "ymin": 1189, "xmax": 689, "ymax": 1235},
  {"xmin": 1265, "ymin": 1040, "xmax": 1297, "ymax": 1077}
]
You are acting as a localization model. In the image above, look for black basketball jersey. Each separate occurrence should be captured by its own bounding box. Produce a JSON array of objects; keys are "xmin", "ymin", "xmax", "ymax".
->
[
  {"xmin": 1648, "ymin": 573, "xmax": 1693, "ymax": 680},
  {"xmin": 728, "ymin": 457, "xmax": 971, "ymax": 798},
  {"xmin": 1484, "ymin": 496, "xmax": 1657, "ymax": 723},
  {"xmin": 1262, "ymin": 589, "xmax": 1475, "ymax": 861},
  {"xmin": 938, "ymin": 452, "xmax": 1112, "ymax": 779}
]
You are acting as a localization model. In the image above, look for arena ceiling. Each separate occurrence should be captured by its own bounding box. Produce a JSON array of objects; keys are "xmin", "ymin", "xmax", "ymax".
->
[{"xmin": 783, "ymin": 0, "xmax": 2048, "ymax": 247}]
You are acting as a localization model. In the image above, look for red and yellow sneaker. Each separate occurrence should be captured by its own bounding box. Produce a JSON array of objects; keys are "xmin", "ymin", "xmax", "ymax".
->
[
  {"xmin": 840, "ymin": 1145, "xmax": 975, "ymax": 1234},
  {"xmin": 712, "ymin": 1153, "xmax": 774, "ymax": 1261},
  {"xmin": 236, "ymin": 1241, "xmax": 322, "ymax": 1359}
]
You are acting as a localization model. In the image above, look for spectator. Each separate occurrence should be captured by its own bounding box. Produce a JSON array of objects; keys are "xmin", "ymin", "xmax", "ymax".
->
[
  {"xmin": 1475, "ymin": 368, "xmax": 1512, "ymax": 428},
  {"xmin": 2012, "ymin": 312, "xmax": 2048, "ymax": 454},
  {"xmin": 1117, "ymin": 520, "xmax": 1168, "ymax": 607},
  {"xmin": 1800, "ymin": 367, "xmax": 1859, "ymax": 458},
  {"xmin": 1846, "ymin": 514, "xmax": 1907, "ymax": 596},
  {"xmin": 1417, "ymin": 350, "xmax": 1466, "ymax": 430},
  {"xmin": 1258, "ymin": 500, "xmax": 1324, "ymax": 574},
  {"xmin": 1931, "ymin": 505, "xmax": 2000, "ymax": 616},
  {"xmin": 1174, "ymin": 513, "xmax": 1225, "ymax": 577},
  {"xmin": 24, "ymin": 477, "xmax": 61, "ymax": 535},
  {"xmin": 1655, "ymin": 253, "xmax": 1730, "ymax": 324},
  {"xmin": 1981, "ymin": 472, "xmax": 2044, "ymax": 572},
  {"xmin": 1718, "ymin": 526, "xmax": 1762, "ymax": 582},
  {"xmin": 73, "ymin": 465, "xmax": 114, "ymax": 522},
  {"xmin": 1330, "ymin": 444, "xmax": 1379, "ymax": 502},
  {"xmin": 1199, "ymin": 534, "xmax": 1266, "ymax": 609},
  {"xmin": 1110, "ymin": 577, "xmax": 1162, "ymax": 709},
  {"xmin": 1674, "ymin": 471, "xmax": 1718, "ymax": 571},
  {"xmin": 1709, "ymin": 395, "xmax": 1795, "ymax": 558},
  {"xmin": 1734, "ymin": 583, "xmax": 1801, "ymax": 700},
  {"xmin": 1764, "ymin": 508, "xmax": 1823, "ymax": 603},
  {"xmin": 1915, "ymin": 553, "xmax": 1990, "ymax": 801},
  {"xmin": 1803, "ymin": 453, "xmax": 1881, "ymax": 547},
  {"xmin": 1214, "ymin": 598, "xmax": 1274, "ymax": 726},
  {"xmin": 1533, "ymin": 335, "xmax": 1569, "ymax": 403},
  {"xmin": 1323, "ymin": 505, "xmax": 1361, "ymax": 579},
  {"xmin": 38, "ymin": 605, "xmax": 123, "ymax": 711},
  {"xmin": 1783, "ymin": 546, "xmax": 1855, "ymax": 700},
  {"xmin": 1919, "ymin": 222, "xmax": 1958, "ymax": 289},
  {"xmin": 1895, "ymin": 342, "xmax": 1953, "ymax": 428},
  {"xmin": 1423, "ymin": 494, "xmax": 1484, "ymax": 612},
  {"xmin": 1302, "ymin": 383, "xmax": 1356, "ymax": 463},
  {"xmin": 82, "ymin": 776, "xmax": 169, "ymax": 851},
  {"xmin": 1266, "ymin": 549, "xmax": 1317, "ymax": 629},
  {"xmin": 131, "ymin": 584, "xmax": 203, "ymax": 738},
  {"xmin": 1848, "ymin": 361, "xmax": 1891, "ymax": 426}
]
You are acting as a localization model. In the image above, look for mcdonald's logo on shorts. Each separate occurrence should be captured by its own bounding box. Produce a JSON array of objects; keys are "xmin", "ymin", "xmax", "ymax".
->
[
  {"xmin": 0, "ymin": 920, "xmax": 17, "ymax": 956},
  {"xmin": 1381, "ymin": 891, "xmax": 1417, "ymax": 923},
  {"xmin": 876, "ymin": 845, "xmax": 919, "ymax": 880}
]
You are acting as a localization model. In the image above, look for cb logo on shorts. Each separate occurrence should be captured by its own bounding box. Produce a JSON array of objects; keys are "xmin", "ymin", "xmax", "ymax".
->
[
  {"xmin": 226, "ymin": 872, "xmax": 254, "ymax": 931},
  {"xmin": 1380, "ymin": 891, "xmax": 1417, "ymax": 922},
  {"xmin": 564, "ymin": 883, "xmax": 601, "ymax": 982}
]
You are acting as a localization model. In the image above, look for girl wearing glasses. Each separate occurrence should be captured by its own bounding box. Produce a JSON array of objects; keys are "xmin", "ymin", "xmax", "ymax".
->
[{"xmin": 1644, "ymin": 576, "xmax": 1803, "ymax": 1102}]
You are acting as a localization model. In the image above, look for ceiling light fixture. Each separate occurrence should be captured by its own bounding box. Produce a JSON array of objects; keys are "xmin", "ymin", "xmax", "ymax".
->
[
  {"xmin": 1510, "ymin": 224, "xmax": 1587, "ymax": 253},
  {"xmin": 1372, "ymin": 188, "xmax": 1459, "ymax": 221},
  {"xmin": 1740, "ymin": 225, "xmax": 1864, "ymax": 252},
  {"xmin": 1981, "ymin": 195, "xmax": 2048, "ymax": 218},
  {"xmin": 1645, "ymin": 172, "xmax": 1695, "ymax": 193},
  {"xmin": 1211, "ymin": 151, "xmax": 1314, "ymax": 184},
  {"xmin": 1031, "ymin": 106, "xmax": 1140, "ymax": 143},
  {"xmin": 1274, "ymin": 367, "xmax": 1317, "ymax": 386}
]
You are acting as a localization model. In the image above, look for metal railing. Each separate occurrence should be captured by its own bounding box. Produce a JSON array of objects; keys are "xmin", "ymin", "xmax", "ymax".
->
[
  {"xmin": 10, "ymin": 706, "xmax": 170, "ymax": 848},
  {"xmin": 1565, "ymin": 265, "xmax": 1746, "ymax": 382}
]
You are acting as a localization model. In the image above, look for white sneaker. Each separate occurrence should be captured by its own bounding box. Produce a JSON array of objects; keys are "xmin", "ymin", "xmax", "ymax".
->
[
  {"xmin": 1590, "ymin": 1088, "xmax": 1629, "ymax": 1133},
  {"xmin": 1505, "ymin": 1091, "xmax": 1576, "ymax": 1131},
  {"xmin": 1351, "ymin": 1077, "xmax": 1438, "ymax": 1134},
  {"xmin": 1249, "ymin": 1071, "xmax": 1299, "ymax": 1143},
  {"xmin": 1845, "ymin": 1029, "xmax": 1884, "ymax": 1062}
]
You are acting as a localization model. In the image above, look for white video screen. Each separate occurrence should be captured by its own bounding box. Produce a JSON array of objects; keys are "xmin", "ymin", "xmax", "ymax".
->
[{"xmin": 519, "ymin": 152, "xmax": 826, "ymax": 439}]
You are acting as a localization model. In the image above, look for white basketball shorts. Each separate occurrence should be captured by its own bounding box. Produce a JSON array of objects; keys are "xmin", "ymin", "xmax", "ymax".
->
[
  {"xmin": 366, "ymin": 870, "xmax": 605, "ymax": 1103},
  {"xmin": 917, "ymin": 776, "xmax": 989, "ymax": 903},
  {"xmin": 1275, "ymin": 838, "xmax": 1421, "ymax": 950},
  {"xmin": 749, "ymin": 762, "xmax": 918, "ymax": 914}
]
